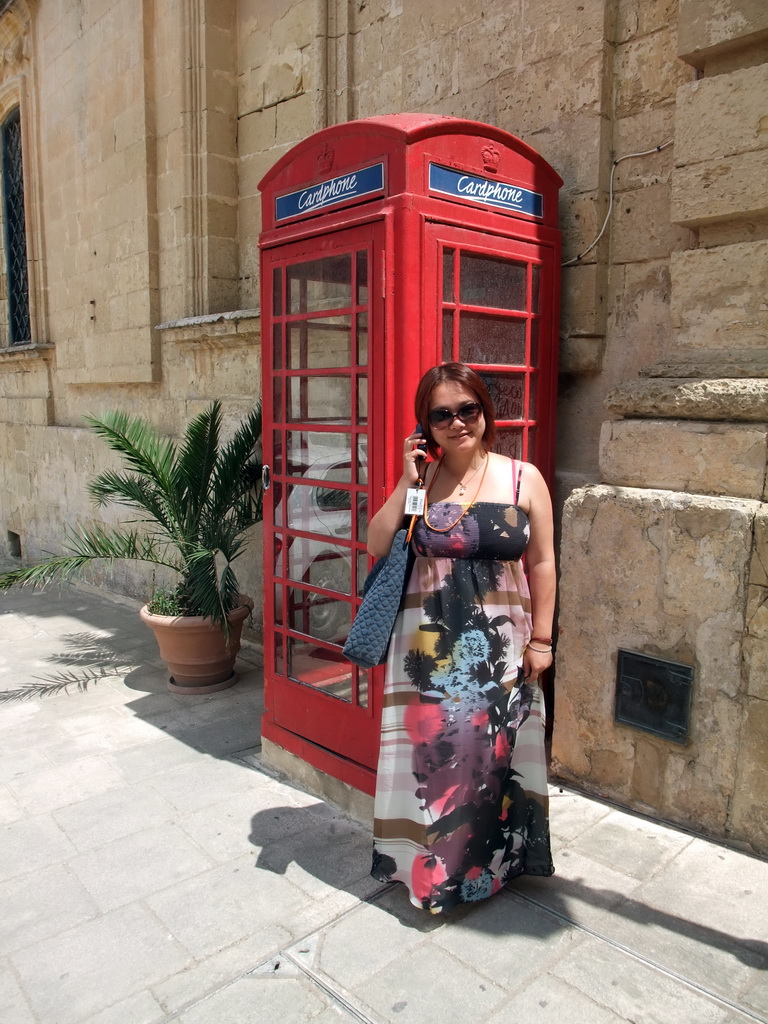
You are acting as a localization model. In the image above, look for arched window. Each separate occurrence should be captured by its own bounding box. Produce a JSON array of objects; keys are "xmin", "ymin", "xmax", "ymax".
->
[{"xmin": 2, "ymin": 106, "xmax": 30, "ymax": 345}]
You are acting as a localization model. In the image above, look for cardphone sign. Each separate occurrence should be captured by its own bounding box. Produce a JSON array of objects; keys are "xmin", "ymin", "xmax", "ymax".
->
[
  {"xmin": 428, "ymin": 163, "xmax": 544, "ymax": 219},
  {"xmin": 275, "ymin": 163, "xmax": 385, "ymax": 222}
]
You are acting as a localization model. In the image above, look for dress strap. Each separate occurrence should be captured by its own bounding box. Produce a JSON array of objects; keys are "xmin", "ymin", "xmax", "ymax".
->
[{"xmin": 514, "ymin": 459, "xmax": 523, "ymax": 505}]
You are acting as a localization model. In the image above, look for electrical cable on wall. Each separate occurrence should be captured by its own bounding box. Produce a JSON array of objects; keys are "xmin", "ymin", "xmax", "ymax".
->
[{"xmin": 561, "ymin": 140, "xmax": 674, "ymax": 267}]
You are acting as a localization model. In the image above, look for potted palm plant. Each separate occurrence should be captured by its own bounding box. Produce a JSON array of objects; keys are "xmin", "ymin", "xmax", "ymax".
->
[{"xmin": 0, "ymin": 400, "xmax": 263, "ymax": 694}]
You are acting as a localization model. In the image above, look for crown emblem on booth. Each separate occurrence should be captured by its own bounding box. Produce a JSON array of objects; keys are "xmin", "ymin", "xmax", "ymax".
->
[
  {"xmin": 317, "ymin": 143, "xmax": 335, "ymax": 175},
  {"xmin": 481, "ymin": 144, "xmax": 500, "ymax": 173}
]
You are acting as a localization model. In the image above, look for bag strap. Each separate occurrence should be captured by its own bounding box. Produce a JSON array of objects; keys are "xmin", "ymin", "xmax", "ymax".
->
[
  {"xmin": 514, "ymin": 459, "xmax": 523, "ymax": 506},
  {"xmin": 405, "ymin": 512, "xmax": 418, "ymax": 543}
]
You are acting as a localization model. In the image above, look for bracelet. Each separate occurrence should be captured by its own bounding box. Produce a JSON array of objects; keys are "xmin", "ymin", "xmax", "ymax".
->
[
  {"xmin": 531, "ymin": 636, "xmax": 553, "ymax": 645},
  {"xmin": 527, "ymin": 644, "xmax": 553, "ymax": 654}
]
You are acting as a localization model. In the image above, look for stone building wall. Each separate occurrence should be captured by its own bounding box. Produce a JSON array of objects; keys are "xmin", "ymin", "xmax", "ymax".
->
[
  {"xmin": 553, "ymin": 0, "xmax": 768, "ymax": 854},
  {"xmin": 0, "ymin": 0, "xmax": 765, "ymax": 848}
]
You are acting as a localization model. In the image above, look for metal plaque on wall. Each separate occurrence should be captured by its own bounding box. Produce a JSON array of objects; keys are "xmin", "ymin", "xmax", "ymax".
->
[{"xmin": 615, "ymin": 650, "xmax": 694, "ymax": 744}]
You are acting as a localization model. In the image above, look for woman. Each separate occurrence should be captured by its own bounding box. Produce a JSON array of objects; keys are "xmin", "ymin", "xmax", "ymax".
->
[{"xmin": 368, "ymin": 362, "xmax": 556, "ymax": 913}]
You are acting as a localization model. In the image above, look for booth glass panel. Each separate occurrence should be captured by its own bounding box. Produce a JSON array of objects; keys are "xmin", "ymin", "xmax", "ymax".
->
[
  {"xmin": 356, "ymin": 251, "xmax": 369, "ymax": 307},
  {"xmin": 273, "ymin": 433, "xmax": 285, "ymax": 474},
  {"xmin": 527, "ymin": 430, "xmax": 536, "ymax": 462},
  {"xmin": 357, "ymin": 376, "xmax": 368, "ymax": 424},
  {"xmin": 287, "ymin": 637, "xmax": 354, "ymax": 700},
  {"xmin": 286, "ymin": 541, "xmax": 350, "ymax": 592},
  {"xmin": 272, "ymin": 267, "xmax": 283, "ymax": 316},
  {"xmin": 287, "ymin": 254, "xmax": 352, "ymax": 313},
  {"xmin": 288, "ymin": 316, "xmax": 352, "ymax": 368},
  {"xmin": 356, "ymin": 312, "xmax": 368, "ymax": 364},
  {"xmin": 288, "ymin": 376, "xmax": 351, "ymax": 424},
  {"xmin": 358, "ymin": 670, "xmax": 369, "ymax": 708},
  {"xmin": 530, "ymin": 319, "xmax": 539, "ymax": 365},
  {"xmin": 460, "ymin": 252, "xmax": 527, "ymax": 311},
  {"xmin": 283, "ymin": 430, "xmax": 352, "ymax": 477},
  {"xmin": 273, "ymin": 377, "xmax": 283, "ymax": 420},
  {"xmin": 443, "ymin": 249, "xmax": 455, "ymax": 302},
  {"xmin": 357, "ymin": 434, "xmax": 368, "ymax": 483},
  {"xmin": 442, "ymin": 311, "xmax": 454, "ymax": 364},
  {"xmin": 482, "ymin": 373, "xmax": 526, "ymax": 421},
  {"xmin": 283, "ymin": 481, "xmax": 352, "ymax": 533},
  {"xmin": 272, "ymin": 323, "xmax": 282, "ymax": 369},
  {"xmin": 357, "ymin": 551, "xmax": 369, "ymax": 595},
  {"xmin": 357, "ymin": 503, "xmax": 368, "ymax": 544},
  {"xmin": 460, "ymin": 312, "xmax": 526, "ymax": 365},
  {"xmin": 495, "ymin": 428, "xmax": 524, "ymax": 460},
  {"xmin": 532, "ymin": 264, "xmax": 541, "ymax": 313},
  {"xmin": 314, "ymin": 483, "xmax": 353, "ymax": 513},
  {"xmin": 288, "ymin": 587, "xmax": 351, "ymax": 642},
  {"xmin": 274, "ymin": 634, "xmax": 284, "ymax": 675},
  {"xmin": 272, "ymin": 481, "xmax": 284, "ymax": 525},
  {"xmin": 529, "ymin": 383, "xmax": 537, "ymax": 420}
]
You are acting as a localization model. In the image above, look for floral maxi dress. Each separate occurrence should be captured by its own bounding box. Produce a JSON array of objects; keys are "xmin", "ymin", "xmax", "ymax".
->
[{"xmin": 371, "ymin": 489, "xmax": 554, "ymax": 913}]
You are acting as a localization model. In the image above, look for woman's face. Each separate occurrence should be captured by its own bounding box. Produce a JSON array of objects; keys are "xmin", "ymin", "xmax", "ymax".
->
[{"xmin": 427, "ymin": 381, "xmax": 486, "ymax": 456}]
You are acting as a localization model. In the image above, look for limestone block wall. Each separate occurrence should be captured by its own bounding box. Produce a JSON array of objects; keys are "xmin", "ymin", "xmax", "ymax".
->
[
  {"xmin": 554, "ymin": 483, "xmax": 767, "ymax": 849},
  {"xmin": 0, "ymin": 1, "xmax": 263, "ymax": 620},
  {"xmin": 552, "ymin": 485, "xmax": 757, "ymax": 831},
  {"xmin": 238, "ymin": 0, "xmax": 324, "ymax": 310},
  {"xmin": 37, "ymin": 0, "xmax": 161, "ymax": 386}
]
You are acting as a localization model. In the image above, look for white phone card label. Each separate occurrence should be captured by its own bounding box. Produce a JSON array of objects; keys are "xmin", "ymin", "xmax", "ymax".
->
[{"xmin": 405, "ymin": 488, "xmax": 426, "ymax": 515}]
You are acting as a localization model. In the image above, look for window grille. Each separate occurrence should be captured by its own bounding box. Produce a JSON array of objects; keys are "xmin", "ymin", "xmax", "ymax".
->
[{"xmin": 2, "ymin": 108, "xmax": 31, "ymax": 345}]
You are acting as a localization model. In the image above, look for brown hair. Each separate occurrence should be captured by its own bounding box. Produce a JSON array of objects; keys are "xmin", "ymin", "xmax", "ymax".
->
[{"xmin": 414, "ymin": 362, "xmax": 497, "ymax": 459}]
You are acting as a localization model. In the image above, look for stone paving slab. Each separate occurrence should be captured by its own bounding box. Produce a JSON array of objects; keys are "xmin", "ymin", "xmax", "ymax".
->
[
  {"xmin": 1, "ymin": 575, "xmax": 768, "ymax": 1024},
  {"xmin": 10, "ymin": 903, "xmax": 191, "ymax": 1024}
]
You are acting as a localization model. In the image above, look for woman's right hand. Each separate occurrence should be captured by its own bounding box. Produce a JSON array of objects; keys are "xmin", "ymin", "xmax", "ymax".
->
[
  {"xmin": 402, "ymin": 430, "xmax": 428, "ymax": 485},
  {"xmin": 367, "ymin": 430, "xmax": 428, "ymax": 556}
]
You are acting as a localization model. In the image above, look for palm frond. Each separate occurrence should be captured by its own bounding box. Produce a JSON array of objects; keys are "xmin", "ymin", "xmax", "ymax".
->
[
  {"xmin": 206, "ymin": 405, "xmax": 263, "ymax": 523},
  {"xmin": 180, "ymin": 548, "xmax": 228, "ymax": 628},
  {"xmin": 0, "ymin": 525, "xmax": 181, "ymax": 591},
  {"xmin": 176, "ymin": 402, "xmax": 221, "ymax": 533},
  {"xmin": 0, "ymin": 554, "xmax": 98, "ymax": 591},
  {"xmin": 85, "ymin": 411, "xmax": 180, "ymax": 515},
  {"xmin": 87, "ymin": 472, "xmax": 177, "ymax": 536}
]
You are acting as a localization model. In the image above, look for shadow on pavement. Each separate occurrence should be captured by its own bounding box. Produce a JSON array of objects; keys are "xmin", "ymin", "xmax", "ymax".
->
[
  {"xmin": 248, "ymin": 796, "xmax": 768, "ymax": 980},
  {"xmin": 1, "ymin": 576, "xmax": 266, "ymax": 762}
]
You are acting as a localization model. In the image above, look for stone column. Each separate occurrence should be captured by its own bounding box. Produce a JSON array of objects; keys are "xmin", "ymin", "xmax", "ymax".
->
[{"xmin": 553, "ymin": 361, "xmax": 768, "ymax": 853}]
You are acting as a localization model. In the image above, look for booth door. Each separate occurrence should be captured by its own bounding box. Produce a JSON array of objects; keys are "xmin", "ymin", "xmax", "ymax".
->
[
  {"xmin": 262, "ymin": 224, "xmax": 383, "ymax": 768},
  {"xmin": 426, "ymin": 224, "xmax": 558, "ymax": 486}
]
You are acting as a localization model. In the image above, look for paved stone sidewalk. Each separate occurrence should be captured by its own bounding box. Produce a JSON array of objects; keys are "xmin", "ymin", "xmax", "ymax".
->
[{"xmin": 1, "ymin": 576, "xmax": 767, "ymax": 1024}]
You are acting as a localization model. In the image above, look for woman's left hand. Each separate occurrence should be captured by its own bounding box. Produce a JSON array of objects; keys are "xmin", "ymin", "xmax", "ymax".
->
[{"xmin": 523, "ymin": 644, "xmax": 553, "ymax": 683}]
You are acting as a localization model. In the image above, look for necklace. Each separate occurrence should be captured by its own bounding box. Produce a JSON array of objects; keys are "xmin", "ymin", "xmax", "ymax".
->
[
  {"xmin": 423, "ymin": 455, "xmax": 489, "ymax": 533},
  {"xmin": 444, "ymin": 457, "xmax": 485, "ymax": 496}
]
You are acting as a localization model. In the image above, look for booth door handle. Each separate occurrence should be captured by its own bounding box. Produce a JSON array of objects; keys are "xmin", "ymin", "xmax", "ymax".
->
[{"xmin": 262, "ymin": 464, "xmax": 271, "ymax": 491}]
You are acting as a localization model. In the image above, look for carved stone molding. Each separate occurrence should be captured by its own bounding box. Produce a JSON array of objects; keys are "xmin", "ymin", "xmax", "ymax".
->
[
  {"xmin": 605, "ymin": 376, "xmax": 768, "ymax": 421},
  {"xmin": 639, "ymin": 352, "xmax": 768, "ymax": 380},
  {"xmin": 606, "ymin": 349, "xmax": 768, "ymax": 420},
  {"xmin": 0, "ymin": 1, "xmax": 32, "ymax": 78},
  {"xmin": 156, "ymin": 308, "xmax": 260, "ymax": 346},
  {"xmin": 181, "ymin": 0, "xmax": 238, "ymax": 316},
  {"xmin": 182, "ymin": 0, "xmax": 207, "ymax": 317},
  {"xmin": 322, "ymin": 0, "xmax": 352, "ymax": 127}
]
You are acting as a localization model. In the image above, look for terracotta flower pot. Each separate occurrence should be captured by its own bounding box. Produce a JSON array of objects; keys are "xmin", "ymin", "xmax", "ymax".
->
[{"xmin": 139, "ymin": 596, "xmax": 254, "ymax": 694}]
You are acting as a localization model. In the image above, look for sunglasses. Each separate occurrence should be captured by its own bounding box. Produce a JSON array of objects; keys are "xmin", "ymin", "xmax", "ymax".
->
[{"xmin": 428, "ymin": 402, "xmax": 482, "ymax": 429}]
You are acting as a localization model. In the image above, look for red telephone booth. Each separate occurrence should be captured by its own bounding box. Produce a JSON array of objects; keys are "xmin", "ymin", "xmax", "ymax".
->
[{"xmin": 258, "ymin": 114, "xmax": 562, "ymax": 795}]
